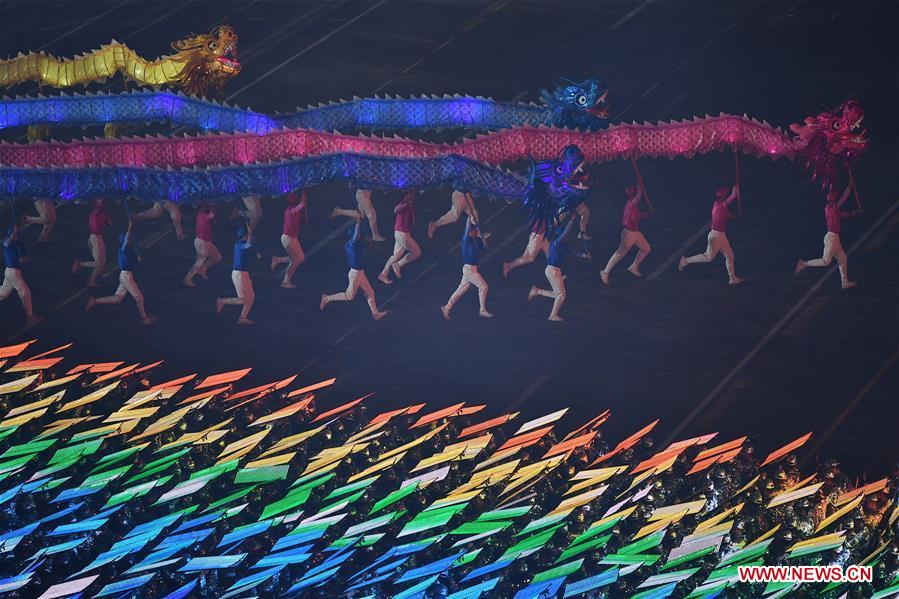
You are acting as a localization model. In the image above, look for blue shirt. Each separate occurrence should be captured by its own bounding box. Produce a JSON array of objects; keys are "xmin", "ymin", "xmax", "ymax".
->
[
  {"xmin": 547, "ymin": 239, "xmax": 569, "ymax": 268},
  {"xmin": 2, "ymin": 240, "xmax": 25, "ymax": 269},
  {"xmin": 232, "ymin": 240, "xmax": 253, "ymax": 271},
  {"xmin": 118, "ymin": 242, "xmax": 139, "ymax": 271},
  {"xmin": 345, "ymin": 238, "xmax": 365, "ymax": 270},
  {"xmin": 461, "ymin": 236, "xmax": 486, "ymax": 266}
]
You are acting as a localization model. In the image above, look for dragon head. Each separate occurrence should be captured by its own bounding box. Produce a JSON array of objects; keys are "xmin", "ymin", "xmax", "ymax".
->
[
  {"xmin": 524, "ymin": 144, "xmax": 591, "ymax": 229},
  {"xmin": 171, "ymin": 25, "xmax": 240, "ymax": 98},
  {"xmin": 540, "ymin": 77, "xmax": 610, "ymax": 131},
  {"xmin": 790, "ymin": 100, "xmax": 868, "ymax": 190}
]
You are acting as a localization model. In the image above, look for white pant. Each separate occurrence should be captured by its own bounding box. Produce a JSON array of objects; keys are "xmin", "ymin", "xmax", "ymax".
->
[
  {"xmin": 508, "ymin": 232, "xmax": 549, "ymax": 271},
  {"xmin": 186, "ymin": 238, "xmax": 222, "ymax": 281},
  {"xmin": 534, "ymin": 265, "xmax": 566, "ymax": 317},
  {"xmin": 685, "ymin": 230, "xmax": 736, "ymax": 279},
  {"xmin": 94, "ymin": 270, "xmax": 146, "ymax": 317},
  {"xmin": 280, "ymin": 234, "xmax": 305, "ymax": 262},
  {"xmin": 804, "ymin": 232, "xmax": 849, "ymax": 283},
  {"xmin": 219, "ymin": 270, "xmax": 255, "ymax": 319},
  {"xmin": 0, "ymin": 268, "xmax": 33, "ymax": 315},
  {"xmin": 82, "ymin": 234, "xmax": 106, "ymax": 272},
  {"xmin": 433, "ymin": 191, "xmax": 480, "ymax": 229},
  {"xmin": 383, "ymin": 231, "xmax": 421, "ymax": 273},
  {"xmin": 325, "ymin": 269, "xmax": 379, "ymax": 314},
  {"xmin": 603, "ymin": 229, "xmax": 651, "ymax": 274},
  {"xmin": 446, "ymin": 264, "xmax": 489, "ymax": 311}
]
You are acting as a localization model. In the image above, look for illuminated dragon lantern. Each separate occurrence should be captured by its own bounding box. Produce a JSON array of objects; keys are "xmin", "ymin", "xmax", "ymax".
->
[
  {"xmin": 0, "ymin": 25, "xmax": 240, "ymax": 97},
  {"xmin": 789, "ymin": 100, "xmax": 868, "ymax": 191}
]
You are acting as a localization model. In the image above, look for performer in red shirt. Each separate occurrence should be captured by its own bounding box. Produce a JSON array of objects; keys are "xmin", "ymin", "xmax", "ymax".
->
[
  {"xmin": 795, "ymin": 183, "xmax": 859, "ymax": 289},
  {"xmin": 679, "ymin": 184, "xmax": 744, "ymax": 285},
  {"xmin": 270, "ymin": 190, "xmax": 307, "ymax": 288},
  {"xmin": 71, "ymin": 199, "xmax": 112, "ymax": 288},
  {"xmin": 183, "ymin": 202, "xmax": 222, "ymax": 287},
  {"xmin": 600, "ymin": 182, "xmax": 654, "ymax": 285},
  {"xmin": 379, "ymin": 190, "xmax": 422, "ymax": 284}
]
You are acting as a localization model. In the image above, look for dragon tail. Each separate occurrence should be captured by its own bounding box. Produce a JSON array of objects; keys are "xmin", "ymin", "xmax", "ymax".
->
[{"xmin": 0, "ymin": 43, "xmax": 185, "ymax": 90}]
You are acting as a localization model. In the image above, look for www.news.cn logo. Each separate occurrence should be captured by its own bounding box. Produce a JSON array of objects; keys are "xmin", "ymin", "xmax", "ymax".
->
[{"xmin": 738, "ymin": 565, "xmax": 873, "ymax": 584}]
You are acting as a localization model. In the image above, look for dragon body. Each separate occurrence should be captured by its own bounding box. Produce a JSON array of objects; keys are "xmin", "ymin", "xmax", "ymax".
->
[{"xmin": 0, "ymin": 26, "xmax": 240, "ymax": 97}]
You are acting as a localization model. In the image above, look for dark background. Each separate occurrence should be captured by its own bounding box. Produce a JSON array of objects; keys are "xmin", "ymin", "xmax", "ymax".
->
[{"xmin": 0, "ymin": 0, "xmax": 896, "ymax": 476}]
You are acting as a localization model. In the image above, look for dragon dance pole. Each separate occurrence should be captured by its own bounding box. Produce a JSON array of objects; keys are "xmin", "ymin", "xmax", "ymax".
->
[
  {"xmin": 629, "ymin": 156, "xmax": 653, "ymax": 212},
  {"xmin": 733, "ymin": 146, "xmax": 743, "ymax": 215},
  {"xmin": 846, "ymin": 164, "xmax": 863, "ymax": 211}
]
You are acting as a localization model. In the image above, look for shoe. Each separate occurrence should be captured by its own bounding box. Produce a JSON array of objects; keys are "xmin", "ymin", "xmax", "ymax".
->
[
  {"xmin": 85, "ymin": 297, "xmax": 97, "ymax": 312},
  {"xmin": 548, "ymin": 314, "xmax": 564, "ymax": 322},
  {"xmin": 198, "ymin": 269, "xmax": 209, "ymax": 281},
  {"xmin": 270, "ymin": 256, "xmax": 278, "ymax": 271},
  {"xmin": 441, "ymin": 305, "xmax": 451, "ymax": 320},
  {"xmin": 373, "ymin": 310, "xmax": 388, "ymax": 321},
  {"xmin": 330, "ymin": 207, "xmax": 340, "ymax": 219},
  {"xmin": 794, "ymin": 259, "xmax": 805, "ymax": 275},
  {"xmin": 600, "ymin": 270, "xmax": 610, "ymax": 285},
  {"xmin": 428, "ymin": 222, "xmax": 436, "ymax": 239},
  {"xmin": 678, "ymin": 256, "xmax": 687, "ymax": 272},
  {"xmin": 391, "ymin": 263, "xmax": 402, "ymax": 279},
  {"xmin": 502, "ymin": 262, "xmax": 511, "ymax": 279},
  {"xmin": 627, "ymin": 266, "xmax": 642, "ymax": 278},
  {"xmin": 26, "ymin": 315, "xmax": 43, "ymax": 325},
  {"xmin": 216, "ymin": 298, "xmax": 224, "ymax": 314},
  {"xmin": 281, "ymin": 281, "xmax": 296, "ymax": 289},
  {"xmin": 183, "ymin": 277, "xmax": 195, "ymax": 287},
  {"xmin": 841, "ymin": 281, "xmax": 858, "ymax": 290},
  {"xmin": 141, "ymin": 316, "xmax": 157, "ymax": 326},
  {"xmin": 378, "ymin": 272, "xmax": 393, "ymax": 285},
  {"xmin": 70, "ymin": 260, "xmax": 80, "ymax": 275},
  {"xmin": 479, "ymin": 310, "xmax": 494, "ymax": 319},
  {"xmin": 729, "ymin": 277, "xmax": 744, "ymax": 285},
  {"xmin": 320, "ymin": 294, "xmax": 328, "ymax": 311},
  {"xmin": 238, "ymin": 318, "xmax": 255, "ymax": 325},
  {"xmin": 177, "ymin": 233, "xmax": 188, "ymax": 241},
  {"xmin": 372, "ymin": 235, "xmax": 387, "ymax": 242},
  {"xmin": 86, "ymin": 281, "xmax": 100, "ymax": 288},
  {"xmin": 528, "ymin": 286, "xmax": 538, "ymax": 301}
]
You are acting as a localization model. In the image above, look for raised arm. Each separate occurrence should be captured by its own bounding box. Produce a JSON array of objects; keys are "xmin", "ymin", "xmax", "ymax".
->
[
  {"xmin": 725, "ymin": 185, "xmax": 739, "ymax": 207},
  {"xmin": 836, "ymin": 184, "xmax": 852, "ymax": 208}
]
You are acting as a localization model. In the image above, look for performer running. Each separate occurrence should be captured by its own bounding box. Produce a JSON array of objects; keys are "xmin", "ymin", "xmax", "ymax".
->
[
  {"xmin": 86, "ymin": 220, "xmax": 155, "ymax": 325},
  {"xmin": 600, "ymin": 183, "xmax": 654, "ymax": 284},
  {"xmin": 216, "ymin": 226, "xmax": 257, "ymax": 325},
  {"xmin": 502, "ymin": 220, "xmax": 549, "ymax": 278},
  {"xmin": 379, "ymin": 190, "xmax": 421, "ymax": 284},
  {"xmin": 270, "ymin": 190, "xmax": 307, "ymax": 288},
  {"xmin": 320, "ymin": 216, "xmax": 387, "ymax": 320},
  {"xmin": 441, "ymin": 215, "xmax": 492, "ymax": 320},
  {"xmin": 183, "ymin": 202, "xmax": 221, "ymax": 287},
  {"xmin": 19, "ymin": 199, "xmax": 56, "ymax": 242},
  {"xmin": 1, "ymin": 226, "xmax": 41, "ymax": 325},
  {"xmin": 71, "ymin": 199, "xmax": 112, "ymax": 288},
  {"xmin": 679, "ymin": 184, "xmax": 744, "ymax": 285},
  {"xmin": 135, "ymin": 200, "xmax": 186, "ymax": 240},
  {"xmin": 428, "ymin": 190, "xmax": 482, "ymax": 239},
  {"xmin": 528, "ymin": 214, "xmax": 582, "ymax": 322},
  {"xmin": 794, "ymin": 182, "xmax": 860, "ymax": 289},
  {"xmin": 331, "ymin": 188, "xmax": 386, "ymax": 241}
]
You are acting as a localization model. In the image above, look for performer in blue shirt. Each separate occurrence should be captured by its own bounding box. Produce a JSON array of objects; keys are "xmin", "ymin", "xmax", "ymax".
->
[
  {"xmin": 528, "ymin": 213, "xmax": 584, "ymax": 322},
  {"xmin": 216, "ymin": 226, "xmax": 257, "ymax": 325},
  {"xmin": 0, "ymin": 226, "xmax": 41, "ymax": 325},
  {"xmin": 441, "ymin": 216, "xmax": 493, "ymax": 319},
  {"xmin": 320, "ymin": 215, "xmax": 387, "ymax": 320},
  {"xmin": 86, "ymin": 220, "xmax": 155, "ymax": 325}
]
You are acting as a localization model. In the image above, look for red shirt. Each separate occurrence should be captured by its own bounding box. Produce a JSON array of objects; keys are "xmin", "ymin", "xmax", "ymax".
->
[
  {"xmin": 825, "ymin": 203, "xmax": 847, "ymax": 234},
  {"xmin": 711, "ymin": 200, "xmax": 731, "ymax": 233},
  {"xmin": 622, "ymin": 200, "xmax": 646, "ymax": 231},
  {"xmin": 282, "ymin": 203, "xmax": 304, "ymax": 237},
  {"xmin": 88, "ymin": 207, "xmax": 111, "ymax": 235},
  {"xmin": 195, "ymin": 208, "xmax": 215, "ymax": 241},
  {"xmin": 394, "ymin": 201, "xmax": 415, "ymax": 233}
]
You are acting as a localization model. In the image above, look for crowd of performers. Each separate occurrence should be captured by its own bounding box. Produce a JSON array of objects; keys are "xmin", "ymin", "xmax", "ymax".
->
[
  {"xmin": 0, "ymin": 341, "xmax": 895, "ymax": 598},
  {"xmin": 0, "ymin": 162, "xmax": 862, "ymax": 327}
]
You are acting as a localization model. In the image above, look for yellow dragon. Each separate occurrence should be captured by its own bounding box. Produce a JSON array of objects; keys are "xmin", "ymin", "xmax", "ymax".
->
[{"xmin": 0, "ymin": 25, "xmax": 240, "ymax": 97}]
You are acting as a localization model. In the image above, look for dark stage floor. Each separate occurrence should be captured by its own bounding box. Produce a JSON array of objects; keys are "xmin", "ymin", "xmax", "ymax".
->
[{"xmin": 0, "ymin": 0, "xmax": 896, "ymax": 475}]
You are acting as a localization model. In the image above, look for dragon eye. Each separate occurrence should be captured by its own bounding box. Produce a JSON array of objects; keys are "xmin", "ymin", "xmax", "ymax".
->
[
  {"xmin": 209, "ymin": 41, "xmax": 217, "ymax": 50},
  {"xmin": 555, "ymin": 166, "xmax": 564, "ymax": 175},
  {"xmin": 832, "ymin": 120, "xmax": 843, "ymax": 130},
  {"xmin": 576, "ymin": 95, "xmax": 588, "ymax": 106}
]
